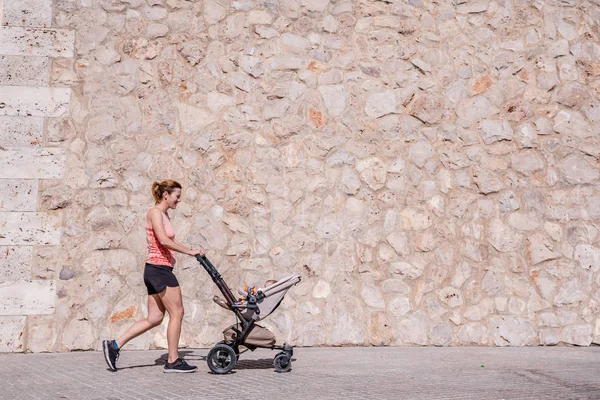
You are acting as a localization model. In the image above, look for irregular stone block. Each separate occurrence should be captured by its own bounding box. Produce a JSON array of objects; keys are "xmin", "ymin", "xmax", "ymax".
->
[
  {"xmin": 400, "ymin": 208, "xmax": 432, "ymax": 231},
  {"xmin": 356, "ymin": 157, "xmax": 387, "ymax": 190},
  {"xmin": 511, "ymin": 150, "xmax": 545, "ymax": 176},
  {"xmin": 487, "ymin": 218, "xmax": 523, "ymax": 252},
  {"xmin": 319, "ymin": 85, "xmax": 346, "ymax": 116},
  {"xmin": 314, "ymin": 215, "xmax": 340, "ymax": 239},
  {"xmin": 311, "ymin": 280, "xmax": 330, "ymax": 298},
  {"xmin": 0, "ymin": 147, "xmax": 66, "ymax": 179},
  {"xmin": 0, "ymin": 86, "xmax": 71, "ymax": 117},
  {"xmin": 0, "ymin": 316, "xmax": 26, "ymax": 352},
  {"xmin": 527, "ymin": 233, "xmax": 561, "ymax": 265},
  {"xmin": 0, "ymin": 56, "xmax": 49, "ymax": 86},
  {"xmin": 554, "ymin": 279, "xmax": 587, "ymax": 306},
  {"xmin": 515, "ymin": 123, "xmax": 538, "ymax": 148},
  {"xmin": 0, "ymin": 246, "xmax": 33, "ymax": 281},
  {"xmin": 301, "ymin": 0, "xmax": 330, "ymax": 12},
  {"xmin": 248, "ymin": 10, "xmax": 272, "ymax": 25},
  {"xmin": 553, "ymin": 110, "xmax": 593, "ymax": 138},
  {"xmin": 177, "ymin": 103, "xmax": 215, "ymax": 133},
  {"xmin": 408, "ymin": 95, "xmax": 444, "ymax": 124},
  {"xmin": 339, "ymin": 168, "xmax": 361, "ymax": 194},
  {"xmin": 0, "ymin": 212, "xmax": 62, "ymax": 246},
  {"xmin": 456, "ymin": 1, "xmax": 489, "ymax": 14},
  {"xmin": 240, "ymin": 55, "xmax": 264, "ymax": 77},
  {"xmin": 2, "ymin": 0, "xmax": 52, "ymax": 27},
  {"xmin": 457, "ymin": 96, "xmax": 499, "ymax": 122},
  {"xmin": 473, "ymin": 166, "xmax": 504, "ymax": 194},
  {"xmin": 26, "ymin": 315, "xmax": 57, "ymax": 352},
  {"xmin": 488, "ymin": 316, "xmax": 536, "ymax": 346},
  {"xmin": 281, "ymin": 33, "xmax": 310, "ymax": 53},
  {"xmin": 508, "ymin": 212, "xmax": 542, "ymax": 232},
  {"xmin": 0, "ymin": 179, "xmax": 38, "ymax": 211},
  {"xmin": 477, "ymin": 119, "xmax": 513, "ymax": 144},
  {"xmin": 269, "ymin": 55, "xmax": 306, "ymax": 70},
  {"xmin": 365, "ymin": 90, "xmax": 397, "ymax": 118},
  {"xmin": 62, "ymin": 316, "xmax": 95, "ymax": 350},
  {"xmin": 559, "ymin": 154, "xmax": 599, "ymax": 185},
  {"xmin": 573, "ymin": 244, "xmax": 600, "ymax": 272},
  {"xmin": 0, "ymin": 27, "xmax": 74, "ymax": 57},
  {"xmin": 408, "ymin": 139, "xmax": 434, "ymax": 168},
  {"xmin": 396, "ymin": 310, "xmax": 427, "ymax": 345},
  {"xmin": 438, "ymin": 286, "xmax": 463, "ymax": 308},
  {"xmin": 0, "ymin": 280, "xmax": 56, "ymax": 315},
  {"xmin": 360, "ymin": 282, "xmax": 385, "ymax": 309},
  {"xmin": 430, "ymin": 324, "xmax": 452, "ymax": 346},
  {"xmin": 204, "ymin": 1, "xmax": 227, "ymax": 24},
  {"xmin": 457, "ymin": 323, "xmax": 488, "ymax": 345},
  {"xmin": 560, "ymin": 324, "xmax": 593, "ymax": 346}
]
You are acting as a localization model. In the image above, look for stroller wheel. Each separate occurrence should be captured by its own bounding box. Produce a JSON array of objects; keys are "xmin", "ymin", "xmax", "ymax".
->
[
  {"xmin": 273, "ymin": 352, "xmax": 292, "ymax": 373},
  {"xmin": 207, "ymin": 344, "xmax": 237, "ymax": 374}
]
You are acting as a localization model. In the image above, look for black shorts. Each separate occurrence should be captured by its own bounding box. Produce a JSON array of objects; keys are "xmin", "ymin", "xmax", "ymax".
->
[{"xmin": 143, "ymin": 263, "xmax": 179, "ymax": 295}]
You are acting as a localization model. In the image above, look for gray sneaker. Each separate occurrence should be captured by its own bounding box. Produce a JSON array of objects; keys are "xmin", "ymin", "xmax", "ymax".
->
[
  {"xmin": 164, "ymin": 358, "xmax": 197, "ymax": 373},
  {"xmin": 102, "ymin": 340, "xmax": 120, "ymax": 371}
]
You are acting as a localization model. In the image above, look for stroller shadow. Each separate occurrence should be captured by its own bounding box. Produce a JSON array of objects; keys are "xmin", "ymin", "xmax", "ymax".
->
[
  {"xmin": 115, "ymin": 350, "xmax": 297, "ymax": 373},
  {"xmin": 235, "ymin": 357, "xmax": 297, "ymax": 371}
]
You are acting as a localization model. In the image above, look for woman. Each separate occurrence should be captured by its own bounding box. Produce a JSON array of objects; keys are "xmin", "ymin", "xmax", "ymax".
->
[{"xmin": 103, "ymin": 180, "xmax": 204, "ymax": 373}]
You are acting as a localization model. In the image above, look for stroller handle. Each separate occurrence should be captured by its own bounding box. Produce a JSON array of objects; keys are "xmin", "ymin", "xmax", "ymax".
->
[
  {"xmin": 196, "ymin": 254, "xmax": 220, "ymax": 280},
  {"xmin": 196, "ymin": 254, "xmax": 247, "ymax": 323}
]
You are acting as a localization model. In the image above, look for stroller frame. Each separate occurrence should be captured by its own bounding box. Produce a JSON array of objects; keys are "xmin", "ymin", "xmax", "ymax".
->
[{"xmin": 196, "ymin": 255, "xmax": 296, "ymax": 373}]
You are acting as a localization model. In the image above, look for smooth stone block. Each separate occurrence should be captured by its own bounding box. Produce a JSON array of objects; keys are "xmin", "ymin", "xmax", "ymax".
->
[
  {"xmin": 0, "ymin": 56, "xmax": 49, "ymax": 86},
  {"xmin": 0, "ymin": 316, "xmax": 27, "ymax": 352},
  {"xmin": 0, "ymin": 179, "xmax": 38, "ymax": 211},
  {"xmin": 0, "ymin": 280, "xmax": 56, "ymax": 315},
  {"xmin": 0, "ymin": 147, "xmax": 66, "ymax": 179},
  {"xmin": 0, "ymin": 86, "xmax": 71, "ymax": 117},
  {"xmin": 0, "ymin": 246, "xmax": 33, "ymax": 281},
  {"xmin": 0, "ymin": 116, "xmax": 44, "ymax": 146},
  {"xmin": 0, "ymin": 27, "xmax": 74, "ymax": 57},
  {"xmin": 2, "ymin": 0, "xmax": 53, "ymax": 27},
  {"xmin": 0, "ymin": 212, "xmax": 62, "ymax": 245}
]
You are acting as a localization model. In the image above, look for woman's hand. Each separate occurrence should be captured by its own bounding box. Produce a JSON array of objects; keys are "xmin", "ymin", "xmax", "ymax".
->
[{"xmin": 189, "ymin": 248, "xmax": 205, "ymax": 257}]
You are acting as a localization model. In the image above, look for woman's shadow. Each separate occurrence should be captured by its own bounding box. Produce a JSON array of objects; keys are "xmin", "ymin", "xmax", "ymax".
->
[
  {"xmin": 116, "ymin": 350, "xmax": 295, "ymax": 372},
  {"xmin": 115, "ymin": 350, "xmax": 202, "ymax": 370}
]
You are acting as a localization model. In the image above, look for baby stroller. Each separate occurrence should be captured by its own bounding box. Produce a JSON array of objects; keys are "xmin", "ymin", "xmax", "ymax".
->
[{"xmin": 196, "ymin": 255, "xmax": 301, "ymax": 374}]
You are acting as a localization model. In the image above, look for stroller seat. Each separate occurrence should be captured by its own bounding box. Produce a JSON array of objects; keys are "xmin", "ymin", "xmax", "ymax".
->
[{"xmin": 212, "ymin": 275, "xmax": 301, "ymax": 320}]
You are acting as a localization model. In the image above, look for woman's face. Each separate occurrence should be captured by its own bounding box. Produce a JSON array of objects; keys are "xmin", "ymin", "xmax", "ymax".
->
[{"xmin": 163, "ymin": 188, "xmax": 182, "ymax": 209}]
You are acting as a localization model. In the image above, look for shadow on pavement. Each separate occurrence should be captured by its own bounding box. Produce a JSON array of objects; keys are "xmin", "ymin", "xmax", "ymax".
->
[
  {"xmin": 235, "ymin": 357, "xmax": 297, "ymax": 370},
  {"xmin": 115, "ymin": 350, "xmax": 200, "ymax": 370}
]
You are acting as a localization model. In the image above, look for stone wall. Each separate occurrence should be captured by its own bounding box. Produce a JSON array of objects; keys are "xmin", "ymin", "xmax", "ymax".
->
[
  {"xmin": 0, "ymin": 0, "xmax": 74, "ymax": 351},
  {"xmin": 1, "ymin": 0, "xmax": 599, "ymax": 352}
]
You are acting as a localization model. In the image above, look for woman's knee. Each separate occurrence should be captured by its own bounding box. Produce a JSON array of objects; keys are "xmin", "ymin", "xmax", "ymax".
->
[
  {"xmin": 170, "ymin": 305, "xmax": 184, "ymax": 320},
  {"xmin": 147, "ymin": 313, "xmax": 164, "ymax": 327}
]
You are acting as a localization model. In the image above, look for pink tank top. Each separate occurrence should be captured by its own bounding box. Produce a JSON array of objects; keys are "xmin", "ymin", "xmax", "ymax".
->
[{"xmin": 146, "ymin": 208, "xmax": 176, "ymax": 267}]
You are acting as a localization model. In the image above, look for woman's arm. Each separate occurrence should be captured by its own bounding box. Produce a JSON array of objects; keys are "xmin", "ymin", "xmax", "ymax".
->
[
  {"xmin": 148, "ymin": 208, "xmax": 201, "ymax": 256},
  {"xmin": 174, "ymin": 239, "xmax": 205, "ymax": 256}
]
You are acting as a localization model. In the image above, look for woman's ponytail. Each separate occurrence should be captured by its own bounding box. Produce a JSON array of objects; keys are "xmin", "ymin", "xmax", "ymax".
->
[{"xmin": 151, "ymin": 182, "xmax": 161, "ymax": 203}]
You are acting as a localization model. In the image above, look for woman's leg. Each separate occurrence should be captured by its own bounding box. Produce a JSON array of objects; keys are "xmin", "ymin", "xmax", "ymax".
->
[
  {"xmin": 158, "ymin": 286, "xmax": 184, "ymax": 363},
  {"xmin": 115, "ymin": 294, "xmax": 165, "ymax": 348}
]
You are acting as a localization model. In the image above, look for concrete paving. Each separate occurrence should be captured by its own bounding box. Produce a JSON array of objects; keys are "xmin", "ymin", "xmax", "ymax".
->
[{"xmin": 0, "ymin": 346, "xmax": 599, "ymax": 399}]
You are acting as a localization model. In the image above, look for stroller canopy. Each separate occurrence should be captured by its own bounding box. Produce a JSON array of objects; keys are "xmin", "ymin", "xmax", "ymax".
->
[{"xmin": 238, "ymin": 275, "xmax": 301, "ymax": 321}]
